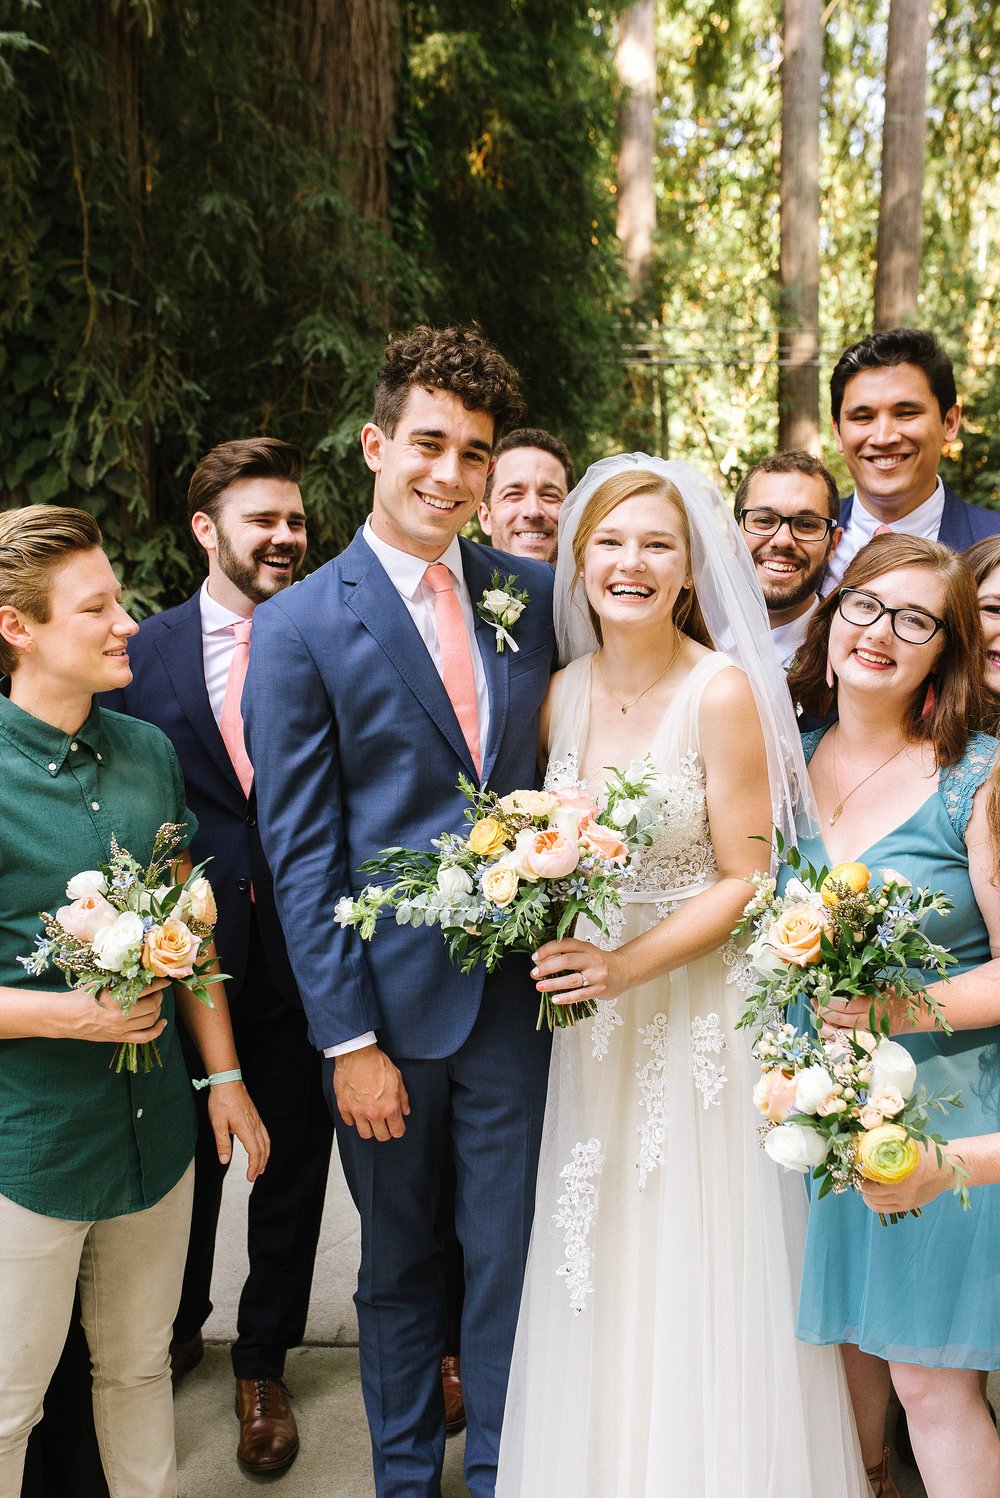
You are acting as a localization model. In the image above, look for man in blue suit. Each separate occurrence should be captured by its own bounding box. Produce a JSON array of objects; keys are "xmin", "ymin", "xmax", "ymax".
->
[
  {"xmin": 244, "ymin": 326, "xmax": 556, "ymax": 1498},
  {"xmin": 103, "ymin": 437, "xmax": 333, "ymax": 1478},
  {"xmin": 821, "ymin": 327, "xmax": 1000, "ymax": 595}
]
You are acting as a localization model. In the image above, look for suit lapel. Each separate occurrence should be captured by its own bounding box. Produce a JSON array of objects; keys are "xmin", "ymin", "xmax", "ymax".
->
[
  {"xmin": 462, "ymin": 539, "xmax": 510, "ymax": 785},
  {"xmin": 154, "ymin": 594, "xmax": 243, "ymax": 796},
  {"xmin": 343, "ymin": 533, "xmax": 479, "ymax": 778},
  {"xmin": 938, "ymin": 486, "xmax": 974, "ymax": 550}
]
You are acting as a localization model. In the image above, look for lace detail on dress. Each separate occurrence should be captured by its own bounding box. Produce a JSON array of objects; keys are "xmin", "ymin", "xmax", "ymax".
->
[
  {"xmin": 722, "ymin": 938, "xmax": 756, "ymax": 996},
  {"xmin": 590, "ymin": 1000, "xmax": 624, "ymax": 1060},
  {"xmin": 553, "ymin": 1138, "xmax": 605, "ymax": 1313},
  {"xmin": 636, "ymin": 1013, "xmax": 671, "ymax": 1189},
  {"xmin": 544, "ymin": 749, "xmax": 581, "ymax": 792},
  {"xmin": 631, "ymin": 750, "xmax": 716, "ymax": 898},
  {"xmin": 691, "ymin": 1012, "xmax": 728, "ymax": 1108},
  {"xmin": 940, "ymin": 732, "xmax": 1000, "ymax": 839}
]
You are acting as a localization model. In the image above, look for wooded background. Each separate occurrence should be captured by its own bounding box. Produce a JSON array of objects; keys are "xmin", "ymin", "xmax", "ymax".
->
[{"xmin": 1, "ymin": 1, "xmax": 997, "ymax": 611}]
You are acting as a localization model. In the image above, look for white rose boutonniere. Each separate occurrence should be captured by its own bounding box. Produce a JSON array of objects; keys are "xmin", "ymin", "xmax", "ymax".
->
[{"xmin": 477, "ymin": 571, "xmax": 529, "ymax": 653}]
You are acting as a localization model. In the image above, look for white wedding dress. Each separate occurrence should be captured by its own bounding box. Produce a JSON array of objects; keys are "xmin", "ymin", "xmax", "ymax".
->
[{"xmin": 496, "ymin": 652, "xmax": 869, "ymax": 1498}]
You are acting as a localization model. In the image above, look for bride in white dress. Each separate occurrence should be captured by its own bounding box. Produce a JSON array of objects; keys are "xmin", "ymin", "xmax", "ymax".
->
[{"xmin": 496, "ymin": 456, "xmax": 869, "ymax": 1497}]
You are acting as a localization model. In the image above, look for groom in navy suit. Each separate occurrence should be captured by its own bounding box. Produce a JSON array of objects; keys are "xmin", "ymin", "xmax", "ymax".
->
[
  {"xmin": 245, "ymin": 326, "xmax": 556, "ymax": 1498},
  {"xmin": 821, "ymin": 327, "xmax": 1000, "ymax": 595}
]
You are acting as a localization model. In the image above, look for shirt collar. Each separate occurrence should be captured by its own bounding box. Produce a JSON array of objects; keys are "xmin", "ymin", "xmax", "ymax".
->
[
  {"xmin": 199, "ymin": 578, "xmax": 252, "ymax": 635},
  {"xmin": 0, "ymin": 681, "xmax": 106, "ymax": 776},
  {"xmin": 362, "ymin": 518, "xmax": 466, "ymax": 601},
  {"xmin": 849, "ymin": 476, "xmax": 945, "ymax": 539}
]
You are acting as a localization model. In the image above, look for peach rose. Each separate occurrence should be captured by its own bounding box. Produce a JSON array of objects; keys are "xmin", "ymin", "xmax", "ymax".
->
[
  {"xmin": 858, "ymin": 1103, "xmax": 885, "ymax": 1130},
  {"xmin": 867, "ymin": 1085, "xmax": 904, "ymax": 1118},
  {"xmin": 752, "ymin": 1069, "xmax": 799, "ymax": 1123},
  {"xmin": 481, "ymin": 864, "xmax": 519, "ymax": 908},
  {"xmin": 525, "ymin": 829, "xmax": 580, "ymax": 879},
  {"xmin": 142, "ymin": 917, "xmax": 199, "ymax": 978},
  {"xmin": 766, "ymin": 903, "xmax": 830, "ymax": 967},
  {"xmin": 550, "ymin": 786, "xmax": 600, "ymax": 830},
  {"xmin": 468, "ymin": 817, "xmax": 509, "ymax": 859},
  {"xmin": 181, "ymin": 876, "xmax": 218, "ymax": 926},
  {"xmin": 56, "ymin": 892, "xmax": 118, "ymax": 943},
  {"xmin": 579, "ymin": 815, "xmax": 628, "ymax": 866}
]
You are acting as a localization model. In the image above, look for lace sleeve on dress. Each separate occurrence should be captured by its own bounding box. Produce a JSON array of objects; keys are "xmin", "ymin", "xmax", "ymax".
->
[
  {"xmin": 800, "ymin": 727, "xmax": 827, "ymax": 764},
  {"xmin": 939, "ymin": 732, "xmax": 1000, "ymax": 840}
]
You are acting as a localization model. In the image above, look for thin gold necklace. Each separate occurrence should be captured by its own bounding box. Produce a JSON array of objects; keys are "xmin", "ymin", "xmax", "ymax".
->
[
  {"xmin": 829, "ymin": 729, "xmax": 908, "ymax": 825},
  {"xmin": 597, "ymin": 634, "xmax": 685, "ymax": 715}
]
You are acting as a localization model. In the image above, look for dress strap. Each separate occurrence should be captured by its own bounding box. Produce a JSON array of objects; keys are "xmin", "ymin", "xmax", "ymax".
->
[{"xmin": 939, "ymin": 732, "xmax": 1000, "ymax": 840}]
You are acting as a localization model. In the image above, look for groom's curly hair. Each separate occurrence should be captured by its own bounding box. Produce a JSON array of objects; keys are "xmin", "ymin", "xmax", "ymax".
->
[{"xmin": 373, "ymin": 325, "xmax": 525, "ymax": 444}]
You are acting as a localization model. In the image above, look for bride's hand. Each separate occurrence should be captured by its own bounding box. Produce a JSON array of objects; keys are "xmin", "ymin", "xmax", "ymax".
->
[{"xmin": 531, "ymin": 937, "xmax": 629, "ymax": 1004}]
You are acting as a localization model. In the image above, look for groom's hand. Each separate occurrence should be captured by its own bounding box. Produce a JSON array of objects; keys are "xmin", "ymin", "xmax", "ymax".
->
[{"xmin": 334, "ymin": 1044, "xmax": 410, "ymax": 1141}]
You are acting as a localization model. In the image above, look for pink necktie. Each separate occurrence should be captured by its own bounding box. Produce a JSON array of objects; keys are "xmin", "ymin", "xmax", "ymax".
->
[
  {"xmin": 220, "ymin": 619, "xmax": 254, "ymax": 797},
  {"xmin": 872, "ymin": 524, "xmax": 893, "ymax": 536},
  {"xmin": 424, "ymin": 564, "xmax": 482, "ymax": 776}
]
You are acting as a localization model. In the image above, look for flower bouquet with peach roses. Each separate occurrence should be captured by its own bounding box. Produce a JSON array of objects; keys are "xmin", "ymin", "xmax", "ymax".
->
[
  {"xmin": 752, "ymin": 1022, "xmax": 968, "ymax": 1224},
  {"xmin": 336, "ymin": 764, "xmax": 668, "ymax": 1029},
  {"xmin": 18, "ymin": 823, "xmax": 225, "ymax": 1074},
  {"xmin": 734, "ymin": 832, "xmax": 956, "ymax": 1041}
]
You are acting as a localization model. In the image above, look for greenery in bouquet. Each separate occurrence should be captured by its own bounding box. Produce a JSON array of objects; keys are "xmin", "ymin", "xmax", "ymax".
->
[
  {"xmin": 18, "ymin": 823, "xmax": 225, "ymax": 1074},
  {"xmin": 753, "ymin": 1022, "xmax": 968, "ymax": 1225},
  {"xmin": 735, "ymin": 832, "xmax": 956, "ymax": 1040},
  {"xmin": 336, "ymin": 762, "xmax": 669, "ymax": 1030}
]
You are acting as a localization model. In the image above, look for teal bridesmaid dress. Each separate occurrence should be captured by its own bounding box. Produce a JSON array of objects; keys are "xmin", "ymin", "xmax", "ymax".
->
[{"xmin": 790, "ymin": 729, "xmax": 1000, "ymax": 1370}]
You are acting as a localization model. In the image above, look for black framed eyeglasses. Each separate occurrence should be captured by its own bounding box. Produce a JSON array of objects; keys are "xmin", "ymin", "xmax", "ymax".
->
[
  {"xmin": 738, "ymin": 508, "xmax": 836, "ymax": 543},
  {"xmin": 837, "ymin": 587, "xmax": 947, "ymax": 645}
]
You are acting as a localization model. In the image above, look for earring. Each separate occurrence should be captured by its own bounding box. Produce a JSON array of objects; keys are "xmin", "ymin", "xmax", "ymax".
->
[
  {"xmin": 23, "ymin": 641, "xmax": 35, "ymax": 655},
  {"xmin": 921, "ymin": 679, "xmax": 936, "ymax": 720},
  {"xmin": 825, "ymin": 654, "xmax": 835, "ymax": 690}
]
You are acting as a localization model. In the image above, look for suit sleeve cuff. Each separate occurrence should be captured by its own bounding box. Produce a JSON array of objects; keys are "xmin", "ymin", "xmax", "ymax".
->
[{"xmin": 323, "ymin": 1031, "xmax": 377, "ymax": 1058}]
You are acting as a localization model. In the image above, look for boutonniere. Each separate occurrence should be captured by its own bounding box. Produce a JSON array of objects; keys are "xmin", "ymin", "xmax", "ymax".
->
[{"xmin": 476, "ymin": 572, "xmax": 529, "ymax": 653}]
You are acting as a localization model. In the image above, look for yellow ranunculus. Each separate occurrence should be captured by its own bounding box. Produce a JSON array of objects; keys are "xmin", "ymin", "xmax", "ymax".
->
[
  {"xmin": 856, "ymin": 1123, "xmax": 920, "ymax": 1184},
  {"xmin": 468, "ymin": 816, "xmax": 509, "ymax": 859},
  {"xmin": 821, "ymin": 860, "xmax": 871, "ymax": 909}
]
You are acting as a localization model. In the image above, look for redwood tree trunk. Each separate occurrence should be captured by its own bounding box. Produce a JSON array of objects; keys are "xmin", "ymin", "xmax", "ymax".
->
[
  {"xmin": 874, "ymin": 0, "xmax": 931, "ymax": 328},
  {"xmin": 616, "ymin": 2, "xmax": 656, "ymax": 290},
  {"xmin": 778, "ymin": 0, "xmax": 822, "ymax": 453}
]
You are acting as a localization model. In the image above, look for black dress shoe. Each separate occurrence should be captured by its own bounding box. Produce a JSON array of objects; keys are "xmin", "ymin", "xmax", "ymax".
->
[{"xmin": 169, "ymin": 1330, "xmax": 204, "ymax": 1383}]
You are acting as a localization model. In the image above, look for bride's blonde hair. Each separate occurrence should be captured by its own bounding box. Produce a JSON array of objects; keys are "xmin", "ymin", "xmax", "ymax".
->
[{"xmin": 569, "ymin": 469, "xmax": 711, "ymax": 647}]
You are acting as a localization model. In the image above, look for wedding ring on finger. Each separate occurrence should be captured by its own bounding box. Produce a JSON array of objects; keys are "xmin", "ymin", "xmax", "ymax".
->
[{"xmin": 579, "ymin": 973, "xmax": 589, "ymax": 988}]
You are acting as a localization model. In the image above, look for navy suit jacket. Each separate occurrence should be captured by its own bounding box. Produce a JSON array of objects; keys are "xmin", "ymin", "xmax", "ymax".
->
[
  {"xmin": 101, "ymin": 592, "xmax": 298, "ymax": 1006},
  {"xmin": 244, "ymin": 531, "xmax": 557, "ymax": 1057},
  {"xmin": 838, "ymin": 483, "xmax": 1000, "ymax": 551}
]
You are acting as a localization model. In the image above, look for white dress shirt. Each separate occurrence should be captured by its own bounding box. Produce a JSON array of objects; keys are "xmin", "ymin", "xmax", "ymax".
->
[
  {"xmin": 325, "ymin": 522, "xmax": 491, "ymax": 1061},
  {"xmin": 770, "ymin": 596, "xmax": 819, "ymax": 673},
  {"xmin": 821, "ymin": 477, "xmax": 945, "ymax": 596},
  {"xmin": 199, "ymin": 580, "xmax": 251, "ymax": 727}
]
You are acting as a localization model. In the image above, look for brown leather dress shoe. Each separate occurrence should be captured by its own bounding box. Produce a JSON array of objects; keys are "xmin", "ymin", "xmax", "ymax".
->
[
  {"xmin": 235, "ymin": 1377, "xmax": 300, "ymax": 1475},
  {"xmin": 441, "ymin": 1354, "xmax": 465, "ymax": 1437},
  {"xmin": 169, "ymin": 1331, "xmax": 204, "ymax": 1383},
  {"xmin": 865, "ymin": 1445, "xmax": 902, "ymax": 1498}
]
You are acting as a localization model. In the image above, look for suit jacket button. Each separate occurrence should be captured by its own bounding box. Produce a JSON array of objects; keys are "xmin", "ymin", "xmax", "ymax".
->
[
  {"xmin": 237, "ymin": 878, "xmax": 250, "ymax": 893},
  {"xmin": 245, "ymin": 813, "xmax": 256, "ymax": 827}
]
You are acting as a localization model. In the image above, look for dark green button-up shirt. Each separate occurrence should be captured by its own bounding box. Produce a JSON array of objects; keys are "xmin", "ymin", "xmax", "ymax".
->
[{"xmin": 0, "ymin": 687, "xmax": 198, "ymax": 1220}]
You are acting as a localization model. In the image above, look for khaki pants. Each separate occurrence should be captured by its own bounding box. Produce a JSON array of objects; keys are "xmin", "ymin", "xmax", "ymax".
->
[{"xmin": 0, "ymin": 1163, "xmax": 194, "ymax": 1498}]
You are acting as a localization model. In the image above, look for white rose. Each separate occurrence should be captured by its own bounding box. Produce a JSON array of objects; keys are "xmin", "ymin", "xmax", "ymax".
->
[
  {"xmin": 91, "ymin": 911, "xmax": 146, "ymax": 973},
  {"xmin": 65, "ymin": 870, "xmax": 109, "ymax": 900},
  {"xmin": 550, "ymin": 806, "xmax": 584, "ymax": 843},
  {"xmin": 436, "ymin": 865, "xmax": 474, "ymax": 900},
  {"xmin": 609, "ymin": 798, "xmax": 639, "ymax": 829},
  {"xmin": 870, "ymin": 1038, "xmax": 918, "ymax": 1101},
  {"xmin": 763, "ymin": 1122, "xmax": 830, "ymax": 1173},
  {"xmin": 794, "ymin": 1064, "xmax": 837, "ymax": 1115},
  {"xmin": 878, "ymin": 867, "xmax": 911, "ymax": 889},
  {"xmin": 747, "ymin": 932, "xmax": 786, "ymax": 978},
  {"xmin": 505, "ymin": 830, "xmax": 542, "ymax": 882}
]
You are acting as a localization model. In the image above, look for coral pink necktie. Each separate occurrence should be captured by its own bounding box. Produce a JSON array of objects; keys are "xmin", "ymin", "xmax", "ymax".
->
[
  {"xmin": 424, "ymin": 564, "xmax": 482, "ymax": 776},
  {"xmin": 872, "ymin": 524, "xmax": 893, "ymax": 536},
  {"xmin": 220, "ymin": 619, "xmax": 254, "ymax": 797}
]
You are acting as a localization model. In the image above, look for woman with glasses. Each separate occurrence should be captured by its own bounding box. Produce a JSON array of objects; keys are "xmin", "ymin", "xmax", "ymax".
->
[{"xmin": 785, "ymin": 533, "xmax": 1000, "ymax": 1498}]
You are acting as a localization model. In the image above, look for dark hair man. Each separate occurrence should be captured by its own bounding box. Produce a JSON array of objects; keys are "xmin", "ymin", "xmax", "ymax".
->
[
  {"xmin": 103, "ymin": 437, "xmax": 333, "ymax": 1478},
  {"xmin": 477, "ymin": 427, "xmax": 575, "ymax": 563},
  {"xmin": 823, "ymin": 327, "xmax": 1000, "ymax": 594},
  {"xmin": 735, "ymin": 451, "xmax": 842, "ymax": 669},
  {"xmin": 244, "ymin": 326, "xmax": 556, "ymax": 1498}
]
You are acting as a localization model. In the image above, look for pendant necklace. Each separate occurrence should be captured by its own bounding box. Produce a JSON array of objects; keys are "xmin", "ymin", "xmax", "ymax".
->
[
  {"xmin": 829, "ymin": 730, "xmax": 907, "ymax": 825},
  {"xmin": 597, "ymin": 633, "xmax": 685, "ymax": 716}
]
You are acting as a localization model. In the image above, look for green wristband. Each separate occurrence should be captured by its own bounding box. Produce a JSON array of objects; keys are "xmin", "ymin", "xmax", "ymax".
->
[{"xmin": 191, "ymin": 1068, "xmax": 243, "ymax": 1091}]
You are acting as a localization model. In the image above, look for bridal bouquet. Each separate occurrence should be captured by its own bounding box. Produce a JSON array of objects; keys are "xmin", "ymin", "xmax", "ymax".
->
[
  {"xmin": 336, "ymin": 764, "xmax": 668, "ymax": 1029},
  {"xmin": 735, "ymin": 833, "xmax": 956, "ymax": 1039},
  {"xmin": 753, "ymin": 1022, "xmax": 968, "ymax": 1224},
  {"xmin": 18, "ymin": 823, "xmax": 224, "ymax": 1074}
]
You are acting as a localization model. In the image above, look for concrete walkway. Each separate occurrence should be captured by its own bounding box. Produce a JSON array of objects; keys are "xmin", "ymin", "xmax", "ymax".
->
[{"xmin": 175, "ymin": 1143, "xmax": 994, "ymax": 1497}]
